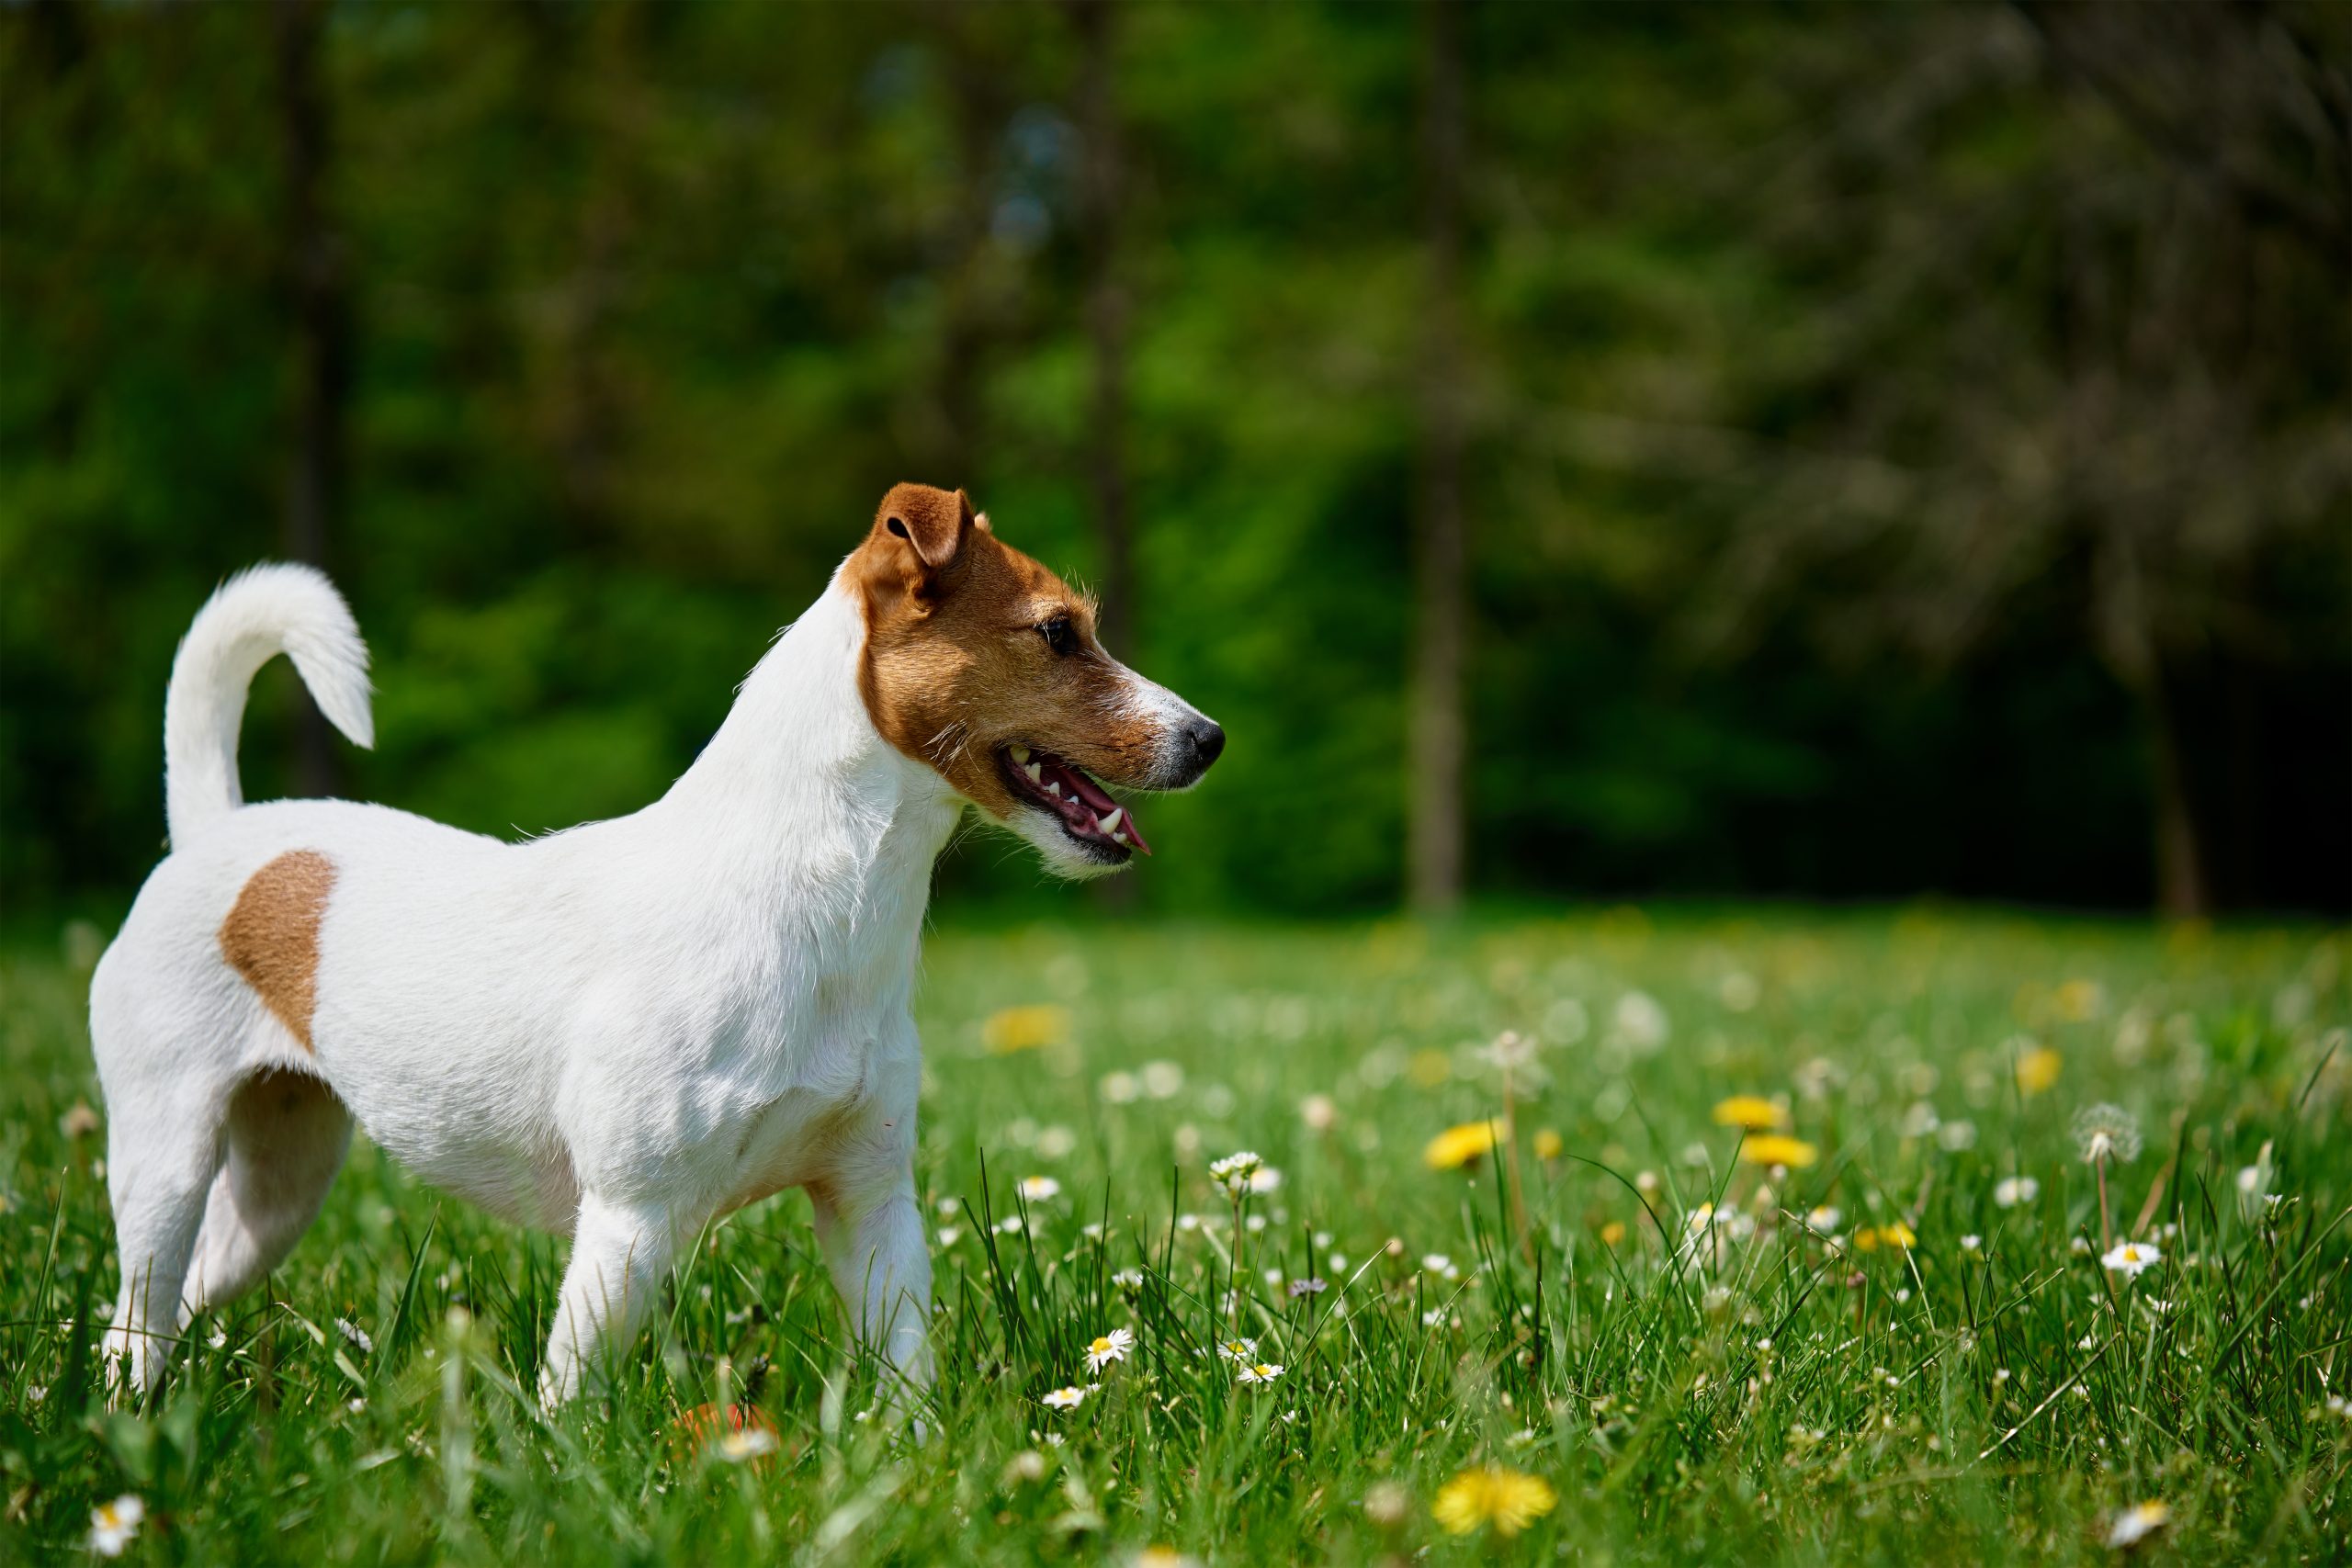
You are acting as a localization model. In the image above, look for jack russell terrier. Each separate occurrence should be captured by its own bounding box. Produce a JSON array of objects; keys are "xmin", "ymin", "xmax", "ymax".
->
[{"xmin": 90, "ymin": 483, "xmax": 1223, "ymax": 1407}]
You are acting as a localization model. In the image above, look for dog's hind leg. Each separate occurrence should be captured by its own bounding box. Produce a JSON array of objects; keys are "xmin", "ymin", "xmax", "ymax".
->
[
  {"xmin": 538, "ymin": 1194, "xmax": 683, "ymax": 1407},
  {"xmin": 183, "ymin": 1070, "xmax": 352, "ymax": 1316},
  {"xmin": 100, "ymin": 1102, "xmax": 223, "ymax": 1400}
]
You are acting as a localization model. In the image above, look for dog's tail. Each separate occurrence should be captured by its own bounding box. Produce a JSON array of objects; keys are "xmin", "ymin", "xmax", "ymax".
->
[{"xmin": 164, "ymin": 563, "xmax": 375, "ymax": 847}]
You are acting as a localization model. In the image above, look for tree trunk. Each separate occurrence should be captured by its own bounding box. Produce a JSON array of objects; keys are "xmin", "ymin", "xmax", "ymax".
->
[
  {"xmin": 274, "ymin": 0, "xmax": 348, "ymax": 799},
  {"xmin": 1071, "ymin": 0, "xmax": 1133, "ymax": 659},
  {"xmin": 2144, "ymin": 674, "xmax": 2211, "ymax": 919},
  {"xmin": 1409, "ymin": 0, "xmax": 1468, "ymax": 914}
]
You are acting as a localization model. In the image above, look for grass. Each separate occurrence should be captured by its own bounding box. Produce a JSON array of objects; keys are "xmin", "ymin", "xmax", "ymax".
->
[{"xmin": 1, "ymin": 907, "xmax": 2347, "ymax": 1563}]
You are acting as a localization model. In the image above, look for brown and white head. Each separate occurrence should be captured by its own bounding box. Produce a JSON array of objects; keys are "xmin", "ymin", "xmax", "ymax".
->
[{"xmin": 847, "ymin": 482, "xmax": 1225, "ymax": 878}]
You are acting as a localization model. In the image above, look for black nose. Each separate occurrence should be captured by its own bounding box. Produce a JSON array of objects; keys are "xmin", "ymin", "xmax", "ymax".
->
[{"xmin": 1187, "ymin": 717, "xmax": 1226, "ymax": 772}]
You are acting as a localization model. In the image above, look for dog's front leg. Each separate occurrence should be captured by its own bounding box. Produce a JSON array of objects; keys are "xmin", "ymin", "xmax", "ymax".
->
[
  {"xmin": 539, "ymin": 1193, "xmax": 681, "ymax": 1408},
  {"xmin": 809, "ymin": 1157, "xmax": 933, "ymax": 1407}
]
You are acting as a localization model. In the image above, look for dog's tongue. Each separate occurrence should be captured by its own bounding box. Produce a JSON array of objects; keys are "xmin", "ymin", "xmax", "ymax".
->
[{"xmin": 1046, "ymin": 758, "xmax": 1151, "ymax": 854}]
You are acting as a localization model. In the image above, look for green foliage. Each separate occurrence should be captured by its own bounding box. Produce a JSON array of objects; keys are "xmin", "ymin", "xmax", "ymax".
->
[
  {"xmin": 2, "ymin": 2, "xmax": 2345, "ymax": 917},
  {"xmin": 3, "ymin": 911, "xmax": 2348, "ymax": 1561}
]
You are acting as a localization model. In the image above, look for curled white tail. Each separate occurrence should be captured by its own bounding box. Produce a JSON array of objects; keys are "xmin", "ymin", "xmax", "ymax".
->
[{"xmin": 164, "ymin": 563, "xmax": 375, "ymax": 847}]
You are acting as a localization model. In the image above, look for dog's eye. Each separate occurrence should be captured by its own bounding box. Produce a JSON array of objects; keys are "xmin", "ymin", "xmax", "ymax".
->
[{"xmin": 1037, "ymin": 615, "xmax": 1076, "ymax": 656}]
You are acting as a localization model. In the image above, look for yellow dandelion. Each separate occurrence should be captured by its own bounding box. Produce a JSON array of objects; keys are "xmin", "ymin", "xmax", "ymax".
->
[
  {"xmin": 982, "ymin": 1005, "xmax": 1069, "ymax": 1054},
  {"xmin": 1738, "ymin": 1134, "xmax": 1819, "ymax": 1168},
  {"xmin": 1599, "ymin": 1221, "xmax": 1627, "ymax": 1247},
  {"xmin": 1853, "ymin": 1221, "xmax": 1917, "ymax": 1253},
  {"xmin": 1532, "ymin": 1128, "xmax": 1563, "ymax": 1162},
  {"xmin": 1431, "ymin": 1464, "xmax": 1557, "ymax": 1538},
  {"xmin": 2014, "ymin": 1045, "xmax": 2061, "ymax": 1095},
  {"xmin": 1423, "ymin": 1119, "xmax": 1509, "ymax": 1171},
  {"xmin": 1711, "ymin": 1095, "xmax": 1784, "ymax": 1132}
]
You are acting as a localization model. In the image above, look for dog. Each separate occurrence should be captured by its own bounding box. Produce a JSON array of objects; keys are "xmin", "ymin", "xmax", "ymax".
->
[{"xmin": 90, "ymin": 483, "xmax": 1223, "ymax": 1407}]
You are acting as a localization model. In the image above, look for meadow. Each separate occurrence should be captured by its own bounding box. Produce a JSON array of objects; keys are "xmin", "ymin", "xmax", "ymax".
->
[{"xmin": 1, "ymin": 908, "xmax": 2346, "ymax": 1564}]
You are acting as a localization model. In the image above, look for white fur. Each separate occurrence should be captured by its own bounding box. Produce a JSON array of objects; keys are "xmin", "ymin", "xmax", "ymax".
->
[{"xmin": 95, "ymin": 565, "xmax": 966, "ymax": 1410}]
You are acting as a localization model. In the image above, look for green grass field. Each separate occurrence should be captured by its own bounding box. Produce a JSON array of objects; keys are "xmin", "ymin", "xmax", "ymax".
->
[{"xmin": 2, "ymin": 909, "xmax": 2346, "ymax": 1564}]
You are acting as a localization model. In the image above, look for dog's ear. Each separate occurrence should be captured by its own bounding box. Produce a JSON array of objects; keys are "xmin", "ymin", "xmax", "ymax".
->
[{"xmin": 875, "ymin": 483, "xmax": 976, "ymax": 578}]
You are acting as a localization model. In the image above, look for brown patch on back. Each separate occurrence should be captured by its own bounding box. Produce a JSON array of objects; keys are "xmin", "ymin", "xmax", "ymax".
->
[
  {"xmin": 219, "ymin": 850, "xmax": 336, "ymax": 1051},
  {"xmin": 847, "ymin": 484, "xmax": 1164, "ymax": 819}
]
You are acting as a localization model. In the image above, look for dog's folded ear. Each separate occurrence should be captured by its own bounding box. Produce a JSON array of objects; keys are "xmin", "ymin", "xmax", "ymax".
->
[{"xmin": 876, "ymin": 484, "xmax": 976, "ymax": 576}]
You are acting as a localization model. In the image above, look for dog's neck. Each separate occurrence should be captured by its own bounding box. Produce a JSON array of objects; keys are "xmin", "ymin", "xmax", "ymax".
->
[{"xmin": 649, "ymin": 573, "xmax": 965, "ymax": 952}]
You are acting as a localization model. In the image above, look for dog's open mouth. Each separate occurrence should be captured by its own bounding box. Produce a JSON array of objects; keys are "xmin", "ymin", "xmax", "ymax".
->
[{"xmin": 998, "ymin": 744, "xmax": 1152, "ymax": 858}]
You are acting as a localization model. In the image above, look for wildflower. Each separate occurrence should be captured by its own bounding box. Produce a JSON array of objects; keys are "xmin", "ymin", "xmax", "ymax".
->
[
  {"xmin": 1423, "ymin": 1119, "xmax": 1508, "ymax": 1170},
  {"xmin": 2236, "ymin": 1139, "xmax": 2277, "ymax": 1220},
  {"xmin": 1085, "ymin": 1327, "xmax": 1135, "ymax": 1372},
  {"xmin": 2074, "ymin": 1104, "xmax": 2143, "ymax": 1166},
  {"xmin": 88, "ymin": 1495, "xmax": 144, "ymax": 1558},
  {"xmin": 60, "ymin": 1101, "xmax": 102, "ymax": 1140},
  {"xmin": 1288, "ymin": 1277, "xmax": 1328, "ymax": 1298},
  {"xmin": 1901, "ymin": 1100, "xmax": 1940, "ymax": 1138},
  {"xmin": 1363, "ymin": 1480, "xmax": 1412, "ymax": 1526},
  {"xmin": 1042, "ymin": 1385, "xmax": 1088, "ymax": 1410},
  {"xmin": 983, "ymin": 1004, "xmax": 1069, "ymax": 1054},
  {"xmin": 2014, "ymin": 1043, "xmax": 2062, "ymax": 1096},
  {"xmin": 1019, "ymin": 1175, "xmax": 1062, "ymax": 1202},
  {"xmin": 1485, "ymin": 1031, "xmax": 1538, "ymax": 1071},
  {"xmin": 1532, "ymin": 1127, "xmax": 1563, "ymax": 1162},
  {"xmin": 1248, "ymin": 1166, "xmax": 1283, "ymax": 1194},
  {"xmin": 1130, "ymin": 1549, "xmax": 1202, "ymax": 1568},
  {"xmin": 1961, "ymin": 1235, "xmax": 1984, "ymax": 1255},
  {"xmin": 937, "ymin": 1225, "xmax": 963, "ymax": 1247},
  {"xmin": 1423, "ymin": 1307, "xmax": 1449, "ymax": 1327},
  {"xmin": 715, "ymin": 1426, "xmax": 779, "ymax": 1463},
  {"xmin": 1711, "ymin": 1095, "xmax": 1784, "ymax": 1132},
  {"xmin": 2107, "ymin": 1500, "xmax": 2171, "ymax": 1550},
  {"xmin": 1100, "ymin": 1070, "xmax": 1140, "ymax": 1104},
  {"xmin": 2071, "ymin": 1235, "xmax": 2093, "ymax": 1255},
  {"xmin": 1599, "ymin": 1221, "xmax": 1627, "ymax": 1247},
  {"xmin": 1938, "ymin": 1119, "xmax": 1978, "ymax": 1152},
  {"xmin": 1208, "ymin": 1151, "xmax": 1264, "ymax": 1193},
  {"xmin": 1803, "ymin": 1205, "xmax": 1842, "ymax": 1235},
  {"xmin": 1236, "ymin": 1361, "xmax": 1284, "ymax": 1385},
  {"xmin": 1855, "ymin": 1222, "xmax": 1916, "ymax": 1253},
  {"xmin": 1613, "ymin": 991, "xmax": 1670, "ymax": 1050},
  {"xmin": 1422, "ymin": 1253, "xmax": 1453, "ymax": 1274},
  {"xmin": 1300, "ymin": 1093, "xmax": 1338, "ymax": 1131},
  {"xmin": 2101, "ymin": 1241, "xmax": 2161, "ymax": 1279},
  {"xmin": 1216, "ymin": 1337, "xmax": 1258, "ymax": 1363},
  {"xmin": 995, "ymin": 1214, "xmax": 1024, "ymax": 1235},
  {"xmin": 1113, "ymin": 1269, "xmax": 1144, "ymax": 1291},
  {"xmin": 1739, "ymin": 1134, "xmax": 1818, "ymax": 1168},
  {"xmin": 336, "ymin": 1316, "xmax": 373, "ymax": 1353},
  {"xmin": 1431, "ymin": 1464, "xmax": 1558, "ymax": 1538},
  {"xmin": 1141, "ymin": 1061, "xmax": 1185, "ymax": 1099},
  {"xmin": 1995, "ymin": 1176, "xmax": 2040, "ymax": 1208},
  {"xmin": 1003, "ymin": 1449, "xmax": 1048, "ymax": 1483}
]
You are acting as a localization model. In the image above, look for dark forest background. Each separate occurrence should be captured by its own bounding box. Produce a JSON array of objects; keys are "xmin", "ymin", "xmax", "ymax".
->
[{"xmin": 3, "ymin": 0, "xmax": 2347, "ymax": 921}]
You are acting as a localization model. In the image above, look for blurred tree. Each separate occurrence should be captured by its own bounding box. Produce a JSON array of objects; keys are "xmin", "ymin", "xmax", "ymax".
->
[
  {"xmin": 1408, "ymin": 0, "xmax": 1467, "ymax": 913},
  {"xmin": 272, "ymin": 0, "xmax": 348, "ymax": 796}
]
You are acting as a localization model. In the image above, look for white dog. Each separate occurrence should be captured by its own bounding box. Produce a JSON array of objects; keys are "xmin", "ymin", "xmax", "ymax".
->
[{"xmin": 90, "ymin": 484, "xmax": 1223, "ymax": 1406}]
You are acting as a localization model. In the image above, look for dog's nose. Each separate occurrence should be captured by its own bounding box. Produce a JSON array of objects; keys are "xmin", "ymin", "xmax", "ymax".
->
[{"xmin": 1187, "ymin": 717, "xmax": 1226, "ymax": 772}]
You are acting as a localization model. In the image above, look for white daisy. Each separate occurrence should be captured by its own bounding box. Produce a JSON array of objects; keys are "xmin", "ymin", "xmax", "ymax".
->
[
  {"xmin": 1020, "ymin": 1175, "xmax": 1062, "ymax": 1202},
  {"xmin": 715, "ymin": 1426, "xmax": 778, "ymax": 1463},
  {"xmin": 1236, "ymin": 1361, "xmax": 1285, "ymax": 1385},
  {"xmin": 1085, "ymin": 1327, "xmax": 1135, "ymax": 1372},
  {"xmin": 2106, "ymin": 1499, "xmax": 2171, "ymax": 1549},
  {"xmin": 1208, "ymin": 1151, "xmax": 1263, "ymax": 1194},
  {"xmin": 2102, "ymin": 1241, "xmax": 2162, "ymax": 1279},
  {"xmin": 88, "ymin": 1495, "xmax": 145, "ymax": 1558},
  {"xmin": 1995, "ymin": 1176, "xmax": 2040, "ymax": 1208},
  {"xmin": 1042, "ymin": 1385, "xmax": 1088, "ymax": 1410},
  {"xmin": 1216, "ymin": 1336, "xmax": 1258, "ymax": 1363}
]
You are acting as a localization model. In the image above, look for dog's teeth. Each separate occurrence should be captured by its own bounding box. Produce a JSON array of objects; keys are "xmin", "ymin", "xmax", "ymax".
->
[
  {"xmin": 1046, "ymin": 782, "xmax": 1061, "ymax": 797},
  {"xmin": 1097, "ymin": 808, "xmax": 1123, "ymax": 834},
  {"xmin": 1023, "ymin": 761, "xmax": 1043, "ymax": 784},
  {"xmin": 1114, "ymin": 829, "xmax": 1131, "ymax": 846},
  {"xmin": 1011, "ymin": 745, "xmax": 1031, "ymax": 763}
]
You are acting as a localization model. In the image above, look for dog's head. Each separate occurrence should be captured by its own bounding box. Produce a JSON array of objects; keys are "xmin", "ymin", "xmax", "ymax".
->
[{"xmin": 848, "ymin": 483, "xmax": 1224, "ymax": 877}]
